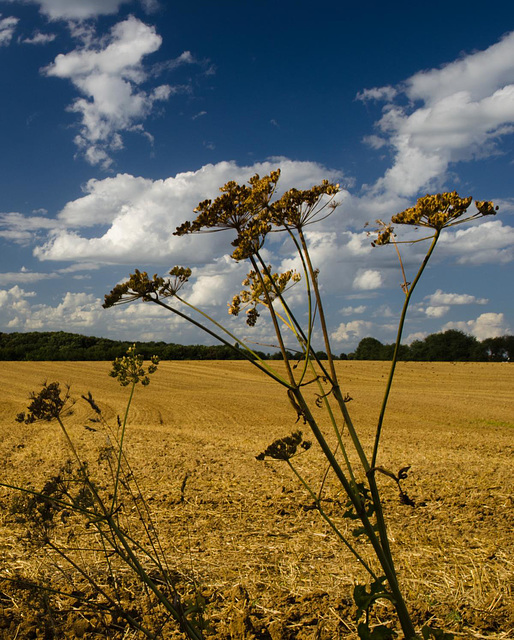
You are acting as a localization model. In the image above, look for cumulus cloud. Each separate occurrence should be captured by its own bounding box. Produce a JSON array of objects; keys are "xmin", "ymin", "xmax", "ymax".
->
[
  {"xmin": 424, "ymin": 305, "xmax": 450, "ymax": 318},
  {"xmin": 340, "ymin": 305, "xmax": 367, "ymax": 315},
  {"xmin": 443, "ymin": 312, "xmax": 511, "ymax": 341},
  {"xmin": 426, "ymin": 289, "xmax": 488, "ymax": 306},
  {"xmin": 438, "ymin": 220, "xmax": 514, "ymax": 264},
  {"xmin": 330, "ymin": 320, "xmax": 374, "ymax": 344},
  {"xmin": 357, "ymin": 31, "xmax": 514, "ymax": 199},
  {"xmin": 0, "ymin": 15, "xmax": 18, "ymax": 45},
  {"xmin": 353, "ymin": 269, "xmax": 382, "ymax": 290},
  {"xmin": 43, "ymin": 16, "xmax": 182, "ymax": 167},
  {"xmin": 33, "ymin": 159, "xmax": 345, "ymax": 264},
  {"xmin": 404, "ymin": 331, "xmax": 427, "ymax": 344},
  {"xmin": 5, "ymin": 0, "xmax": 134, "ymax": 20},
  {"xmin": 0, "ymin": 285, "xmax": 103, "ymax": 331}
]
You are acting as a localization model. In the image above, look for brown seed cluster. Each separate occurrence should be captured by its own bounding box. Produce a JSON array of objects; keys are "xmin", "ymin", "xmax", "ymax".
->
[
  {"xmin": 373, "ymin": 192, "xmax": 497, "ymax": 245},
  {"xmin": 229, "ymin": 268, "xmax": 301, "ymax": 326},
  {"xmin": 256, "ymin": 430, "xmax": 312, "ymax": 461},
  {"xmin": 103, "ymin": 267, "xmax": 192, "ymax": 308}
]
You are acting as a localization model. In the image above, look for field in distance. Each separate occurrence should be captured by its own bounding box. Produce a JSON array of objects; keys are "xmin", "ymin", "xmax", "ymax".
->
[{"xmin": 0, "ymin": 360, "xmax": 513, "ymax": 639}]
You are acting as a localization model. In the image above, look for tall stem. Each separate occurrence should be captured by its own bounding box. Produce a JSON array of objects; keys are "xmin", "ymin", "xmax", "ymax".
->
[
  {"xmin": 371, "ymin": 230, "xmax": 440, "ymax": 468},
  {"xmin": 111, "ymin": 380, "xmax": 136, "ymax": 513}
]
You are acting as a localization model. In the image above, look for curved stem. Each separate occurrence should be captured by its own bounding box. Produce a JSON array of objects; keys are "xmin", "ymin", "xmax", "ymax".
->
[
  {"xmin": 286, "ymin": 459, "xmax": 378, "ymax": 580},
  {"xmin": 152, "ymin": 298, "xmax": 292, "ymax": 388},
  {"xmin": 111, "ymin": 380, "xmax": 136, "ymax": 514},
  {"xmin": 249, "ymin": 254, "xmax": 296, "ymax": 385},
  {"xmin": 371, "ymin": 230, "xmax": 440, "ymax": 468}
]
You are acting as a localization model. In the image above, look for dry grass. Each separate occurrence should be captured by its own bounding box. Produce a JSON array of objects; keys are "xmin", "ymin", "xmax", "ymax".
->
[{"xmin": 0, "ymin": 360, "xmax": 513, "ymax": 639}]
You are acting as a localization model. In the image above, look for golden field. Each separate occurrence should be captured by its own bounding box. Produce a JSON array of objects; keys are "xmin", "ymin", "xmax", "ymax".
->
[{"xmin": 0, "ymin": 360, "xmax": 513, "ymax": 639}]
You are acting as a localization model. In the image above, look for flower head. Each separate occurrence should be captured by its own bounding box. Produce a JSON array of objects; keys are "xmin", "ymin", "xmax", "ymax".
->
[
  {"xmin": 103, "ymin": 267, "xmax": 191, "ymax": 308},
  {"xmin": 174, "ymin": 171, "xmax": 280, "ymax": 260},
  {"xmin": 228, "ymin": 267, "xmax": 301, "ymax": 325},
  {"xmin": 270, "ymin": 180, "xmax": 340, "ymax": 230},
  {"xmin": 109, "ymin": 344, "xmax": 159, "ymax": 387},
  {"xmin": 16, "ymin": 382, "xmax": 72, "ymax": 423},
  {"xmin": 256, "ymin": 430, "xmax": 312, "ymax": 460},
  {"xmin": 391, "ymin": 192, "xmax": 497, "ymax": 231}
]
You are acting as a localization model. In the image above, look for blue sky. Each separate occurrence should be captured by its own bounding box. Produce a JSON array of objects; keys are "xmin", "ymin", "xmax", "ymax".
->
[{"xmin": 0, "ymin": 0, "xmax": 513, "ymax": 352}]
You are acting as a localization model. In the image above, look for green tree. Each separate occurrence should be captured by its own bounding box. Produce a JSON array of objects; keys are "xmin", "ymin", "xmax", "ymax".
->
[
  {"xmin": 353, "ymin": 337, "xmax": 385, "ymax": 360},
  {"xmin": 422, "ymin": 329, "xmax": 477, "ymax": 361}
]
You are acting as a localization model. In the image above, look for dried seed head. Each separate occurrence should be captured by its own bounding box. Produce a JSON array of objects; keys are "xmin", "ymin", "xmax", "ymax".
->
[
  {"xmin": 256, "ymin": 430, "xmax": 312, "ymax": 461},
  {"xmin": 391, "ymin": 192, "xmax": 496, "ymax": 230},
  {"xmin": 109, "ymin": 344, "xmax": 159, "ymax": 387},
  {"xmin": 15, "ymin": 382, "xmax": 72, "ymax": 423}
]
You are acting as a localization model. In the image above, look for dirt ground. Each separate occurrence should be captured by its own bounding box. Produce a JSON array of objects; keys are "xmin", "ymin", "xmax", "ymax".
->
[{"xmin": 0, "ymin": 360, "xmax": 512, "ymax": 639}]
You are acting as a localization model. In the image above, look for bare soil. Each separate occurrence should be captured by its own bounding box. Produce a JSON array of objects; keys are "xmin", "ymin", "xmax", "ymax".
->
[{"xmin": 0, "ymin": 361, "xmax": 512, "ymax": 639}]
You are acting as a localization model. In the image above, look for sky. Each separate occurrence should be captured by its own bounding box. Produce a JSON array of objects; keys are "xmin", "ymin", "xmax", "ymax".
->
[{"xmin": 0, "ymin": 0, "xmax": 513, "ymax": 353}]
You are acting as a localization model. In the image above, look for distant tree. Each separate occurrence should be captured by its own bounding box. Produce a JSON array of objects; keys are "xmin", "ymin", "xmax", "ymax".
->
[
  {"xmin": 421, "ymin": 329, "xmax": 478, "ymax": 361},
  {"xmin": 353, "ymin": 337, "xmax": 385, "ymax": 360},
  {"xmin": 480, "ymin": 335, "xmax": 514, "ymax": 361}
]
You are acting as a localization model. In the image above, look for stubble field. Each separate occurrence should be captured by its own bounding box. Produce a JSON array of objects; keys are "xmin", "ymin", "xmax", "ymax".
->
[{"xmin": 0, "ymin": 360, "xmax": 512, "ymax": 639}]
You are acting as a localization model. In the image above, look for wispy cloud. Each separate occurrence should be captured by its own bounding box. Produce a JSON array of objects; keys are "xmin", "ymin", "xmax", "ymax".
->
[
  {"xmin": 21, "ymin": 30, "xmax": 56, "ymax": 44},
  {"xmin": 0, "ymin": 15, "xmax": 18, "ymax": 46},
  {"xmin": 43, "ymin": 16, "xmax": 174, "ymax": 168}
]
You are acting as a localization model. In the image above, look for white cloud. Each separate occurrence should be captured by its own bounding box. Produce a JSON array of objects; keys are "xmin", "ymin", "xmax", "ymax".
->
[
  {"xmin": 22, "ymin": 30, "xmax": 56, "ymax": 44},
  {"xmin": 0, "ymin": 270, "xmax": 58, "ymax": 285},
  {"xmin": 424, "ymin": 305, "xmax": 450, "ymax": 318},
  {"xmin": 358, "ymin": 31, "xmax": 514, "ymax": 199},
  {"xmin": 356, "ymin": 86, "xmax": 397, "ymax": 102},
  {"xmin": 33, "ymin": 159, "xmax": 345, "ymax": 264},
  {"xmin": 0, "ymin": 15, "xmax": 18, "ymax": 46},
  {"xmin": 443, "ymin": 312, "xmax": 511, "ymax": 341},
  {"xmin": 6, "ymin": 0, "xmax": 132, "ymax": 20},
  {"xmin": 353, "ymin": 269, "xmax": 382, "ymax": 290},
  {"xmin": 0, "ymin": 211, "xmax": 64, "ymax": 243},
  {"xmin": 187, "ymin": 256, "xmax": 247, "ymax": 308},
  {"xmin": 404, "ymin": 331, "xmax": 427, "ymax": 345},
  {"xmin": 330, "ymin": 320, "xmax": 374, "ymax": 344},
  {"xmin": 340, "ymin": 305, "xmax": 367, "ymax": 315},
  {"xmin": 44, "ymin": 16, "xmax": 175, "ymax": 167},
  {"xmin": 426, "ymin": 289, "xmax": 488, "ymax": 306},
  {"xmin": 438, "ymin": 220, "xmax": 514, "ymax": 264},
  {"xmin": 1, "ymin": 288, "xmax": 103, "ymax": 331},
  {"xmin": 405, "ymin": 32, "xmax": 514, "ymax": 105}
]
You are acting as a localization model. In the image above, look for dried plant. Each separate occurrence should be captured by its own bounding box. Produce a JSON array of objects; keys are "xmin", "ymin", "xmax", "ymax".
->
[
  {"xmin": 102, "ymin": 173, "xmax": 496, "ymax": 639},
  {"xmin": 4, "ymin": 346, "xmax": 206, "ymax": 639}
]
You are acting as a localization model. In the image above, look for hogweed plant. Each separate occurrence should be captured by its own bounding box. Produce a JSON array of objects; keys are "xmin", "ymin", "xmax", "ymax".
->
[
  {"xmin": 104, "ymin": 172, "xmax": 497, "ymax": 639},
  {"xmin": 4, "ymin": 346, "xmax": 206, "ymax": 639}
]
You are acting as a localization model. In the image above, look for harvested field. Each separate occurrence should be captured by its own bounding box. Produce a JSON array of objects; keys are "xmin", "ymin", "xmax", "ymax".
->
[{"xmin": 0, "ymin": 360, "xmax": 513, "ymax": 639}]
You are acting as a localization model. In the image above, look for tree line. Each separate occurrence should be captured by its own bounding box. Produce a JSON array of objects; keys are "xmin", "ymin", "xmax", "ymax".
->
[
  {"xmin": 345, "ymin": 330, "xmax": 513, "ymax": 362},
  {"xmin": 0, "ymin": 331, "xmax": 264, "ymax": 361},
  {"xmin": 0, "ymin": 329, "xmax": 511, "ymax": 362}
]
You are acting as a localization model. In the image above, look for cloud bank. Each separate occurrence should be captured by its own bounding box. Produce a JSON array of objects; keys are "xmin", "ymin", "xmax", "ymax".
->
[{"xmin": 358, "ymin": 31, "xmax": 514, "ymax": 200}]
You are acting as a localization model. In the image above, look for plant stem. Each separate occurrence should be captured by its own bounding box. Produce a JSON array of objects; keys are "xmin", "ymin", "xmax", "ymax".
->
[
  {"xmin": 371, "ymin": 230, "xmax": 440, "ymax": 468},
  {"xmin": 286, "ymin": 460, "xmax": 378, "ymax": 580},
  {"xmin": 111, "ymin": 380, "xmax": 136, "ymax": 513}
]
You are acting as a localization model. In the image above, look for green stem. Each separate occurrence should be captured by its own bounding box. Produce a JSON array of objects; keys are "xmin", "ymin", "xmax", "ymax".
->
[
  {"xmin": 106, "ymin": 515, "xmax": 205, "ymax": 640},
  {"xmin": 111, "ymin": 381, "xmax": 136, "ymax": 514},
  {"xmin": 249, "ymin": 254, "xmax": 296, "ymax": 385},
  {"xmin": 371, "ymin": 230, "xmax": 440, "ymax": 468},
  {"xmin": 153, "ymin": 298, "xmax": 292, "ymax": 388},
  {"xmin": 286, "ymin": 460, "xmax": 378, "ymax": 580}
]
